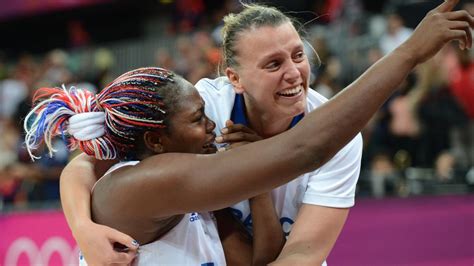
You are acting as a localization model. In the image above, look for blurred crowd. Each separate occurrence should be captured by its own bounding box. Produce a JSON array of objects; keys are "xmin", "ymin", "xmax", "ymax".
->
[{"xmin": 0, "ymin": 0, "xmax": 473, "ymax": 209}]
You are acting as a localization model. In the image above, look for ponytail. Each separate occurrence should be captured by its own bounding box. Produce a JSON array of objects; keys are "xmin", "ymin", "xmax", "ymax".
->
[{"xmin": 24, "ymin": 85, "xmax": 117, "ymax": 160}]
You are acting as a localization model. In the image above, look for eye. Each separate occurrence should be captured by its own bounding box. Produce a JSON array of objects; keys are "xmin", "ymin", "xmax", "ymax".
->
[
  {"xmin": 193, "ymin": 109, "xmax": 207, "ymax": 124},
  {"xmin": 194, "ymin": 113, "xmax": 204, "ymax": 123},
  {"xmin": 293, "ymin": 51, "xmax": 305, "ymax": 62},
  {"xmin": 264, "ymin": 60, "xmax": 280, "ymax": 71}
]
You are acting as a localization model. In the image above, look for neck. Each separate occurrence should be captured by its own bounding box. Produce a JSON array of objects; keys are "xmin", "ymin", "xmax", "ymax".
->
[{"xmin": 243, "ymin": 95, "xmax": 293, "ymax": 138}]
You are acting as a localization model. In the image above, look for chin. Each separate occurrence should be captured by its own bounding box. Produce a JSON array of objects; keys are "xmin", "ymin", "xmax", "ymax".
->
[
  {"xmin": 203, "ymin": 146, "xmax": 217, "ymax": 154},
  {"xmin": 287, "ymin": 100, "xmax": 306, "ymax": 116}
]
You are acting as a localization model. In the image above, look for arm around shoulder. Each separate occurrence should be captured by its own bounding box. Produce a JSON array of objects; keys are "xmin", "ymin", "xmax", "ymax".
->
[{"xmin": 60, "ymin": 154, "xmax": 137, "ymax": 265}]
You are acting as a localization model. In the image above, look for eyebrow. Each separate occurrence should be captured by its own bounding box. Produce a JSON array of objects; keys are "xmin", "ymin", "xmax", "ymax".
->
[{"xmin": 191, "ymin": 101, "xmax": 205, "ymax": 116}]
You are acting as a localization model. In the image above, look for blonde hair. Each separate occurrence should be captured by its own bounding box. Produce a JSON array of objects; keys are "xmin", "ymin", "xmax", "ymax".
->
[{"xmin": 221, "ymin": 4, "xmax": 293, "ymax": 69}]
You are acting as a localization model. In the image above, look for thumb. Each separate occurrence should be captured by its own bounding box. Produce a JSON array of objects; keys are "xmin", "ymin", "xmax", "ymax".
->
[
  {"xmin": 434, "ymin": 0, "xmax": 458, "ymax": 13},
  {"xmin": 110, "ymin": 249, "xmax": 137, "ymax": 264},
  {"xmin": 106, "ymin": 227, "xmax": 139, "ymax": 251}
]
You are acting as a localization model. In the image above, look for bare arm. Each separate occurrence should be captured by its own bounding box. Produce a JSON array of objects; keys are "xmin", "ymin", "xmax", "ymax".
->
[
  {"xmin": 215, "ymin": 194, "xmax": 284, "ymax": 266},
  {"xmin": 60, "ymin": 154, "xmax": 138, "ymax": 264},
  {"xmin": 60, "ymin": 154, "xmax": 108, "ymax": 235},
  {"xmin": 215, "ymin": 208, "xmax": 253, "ymax": 266},
  {"xmin": 250, "ymin": 193, "xmax": 285, "ymax": 266},
  {"xmin": 217, "ymin": 123, "xmax": 284, "ymax": 265},
  {"xmin": 273, "ymin": 205, "xmax": 349, "ymax": 265}
]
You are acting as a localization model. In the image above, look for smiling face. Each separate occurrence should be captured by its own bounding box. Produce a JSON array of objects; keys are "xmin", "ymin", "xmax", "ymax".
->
[
  {"xmin": 226, "ymin": 22, "xmax": 310, "ymax": 121},
  {"xmin": 158, "ymin": 81, "xmax": 217, "ymax": 155}
]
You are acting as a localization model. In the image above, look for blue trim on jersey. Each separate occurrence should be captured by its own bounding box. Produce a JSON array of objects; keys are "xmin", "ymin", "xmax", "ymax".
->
[
  {"xmin": 230, "ymin": 93, "xmax": 302, "ymax": 236},
  {"xmin": 231, "ymin": 93, "xmax": 304, "ymax": 128}
]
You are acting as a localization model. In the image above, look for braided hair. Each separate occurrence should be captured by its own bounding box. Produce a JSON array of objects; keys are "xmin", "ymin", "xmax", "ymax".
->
[{"xmin": 25, "ymin": 67, "xmax": 181, "ymax": 160}]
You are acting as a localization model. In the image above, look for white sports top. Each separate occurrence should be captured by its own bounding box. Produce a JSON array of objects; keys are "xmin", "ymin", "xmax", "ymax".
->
[
  {"xmin": 195, "ymin": 76, "xmax": 362, "ymax": 235},
  {"xmin": 134, "ymin": 212, "xmax": 225, "ymax": 266}
]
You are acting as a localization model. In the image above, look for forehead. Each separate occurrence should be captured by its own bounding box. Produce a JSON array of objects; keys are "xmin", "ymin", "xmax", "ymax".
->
[
  {"xmin": 174, "ymin": 84, "xmax": 203, "ymax": 115},
  {"xmin": 235, "ymin": 22, "xmax": 302, "ymax": 61}
]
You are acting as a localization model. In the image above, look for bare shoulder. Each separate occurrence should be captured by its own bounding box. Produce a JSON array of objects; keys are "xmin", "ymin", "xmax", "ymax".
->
[{"xmin": 91, "ymin": 161, "xmax": 186, "ymax": 244}]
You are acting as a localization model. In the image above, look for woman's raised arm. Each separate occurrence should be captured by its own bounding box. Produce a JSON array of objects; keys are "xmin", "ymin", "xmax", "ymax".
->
[{"xmin": 94, "ymin": 0, "xmax": 473, "ymax": 223}]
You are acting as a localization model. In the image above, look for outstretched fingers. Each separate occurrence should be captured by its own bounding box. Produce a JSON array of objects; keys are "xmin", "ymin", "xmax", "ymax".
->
[{"xmin": 434, "ymin": 0, "xmax": 459, "ymax": 13}]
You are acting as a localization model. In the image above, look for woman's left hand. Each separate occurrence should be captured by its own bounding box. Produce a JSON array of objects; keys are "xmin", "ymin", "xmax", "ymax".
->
[{"xmin": 215, "ymin": 120, "xmax": 263, "ymax": 151}]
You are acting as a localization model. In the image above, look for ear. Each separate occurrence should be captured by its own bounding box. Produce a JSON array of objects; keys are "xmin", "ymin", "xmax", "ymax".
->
[
  {"xmin": 225, "ymin": 67, "xmax": 245, "ymax": 94},
  {"xmin": 143, "ymin": 131, "xmax": 164, "ymax": 154}
]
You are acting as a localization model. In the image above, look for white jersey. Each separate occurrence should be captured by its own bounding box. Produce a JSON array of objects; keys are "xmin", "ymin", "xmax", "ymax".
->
[
  {"xmin": 134, "ymin": 212, "xmax": 225, "ymax": 266},
  {"xmin": 81, "ymin": 161, "xmax": 226, "ymax": 266},
  {"xmin": 196, "ymin": 76, "xmax": 363, "ymax": 237}
]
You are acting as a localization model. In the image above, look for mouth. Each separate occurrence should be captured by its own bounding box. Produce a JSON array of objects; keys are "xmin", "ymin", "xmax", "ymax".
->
[
  {"xmin": 276, "ymin": 84, "xmax": 304, "ymax": 98},
  {"xmin": 202, "ymin": 134, "xmax": 217, "ymax": 153}
]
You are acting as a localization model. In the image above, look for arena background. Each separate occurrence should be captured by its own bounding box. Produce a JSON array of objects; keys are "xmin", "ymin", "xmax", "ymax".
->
[{"xmin": 1, "ymin": 0, "xmax": 473, "ymax": 265}]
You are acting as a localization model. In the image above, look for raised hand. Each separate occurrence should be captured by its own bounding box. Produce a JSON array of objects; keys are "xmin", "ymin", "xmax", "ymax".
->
[
  {"xmin": 400, "ymin": 0, "xmax": 473, "ymax": 65},
  {"xmin": 215, "ymin": 120, "xmax": 263, "ymax": 151}
]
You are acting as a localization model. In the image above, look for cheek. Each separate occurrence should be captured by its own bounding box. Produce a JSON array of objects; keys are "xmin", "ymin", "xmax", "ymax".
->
[
  {"xmin": 299, "ymin": 62, "xmax": 310, "ymax": 81},
  {"xmin": 187, "ymin": 127, "xmax": 207, "ymax": 143},
  {"xmin": 245, "ymin": 89, "xmax": 272, "ymax": 108}
]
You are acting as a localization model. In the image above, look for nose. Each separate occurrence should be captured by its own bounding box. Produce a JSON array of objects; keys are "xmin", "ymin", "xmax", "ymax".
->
[
  {"xmin": 206, "ymin": 117, "xmax": 216, "ymax": 133},
  {"xmin": 283, "ymin": 61, "xmax": 300, "ymax": 84}
]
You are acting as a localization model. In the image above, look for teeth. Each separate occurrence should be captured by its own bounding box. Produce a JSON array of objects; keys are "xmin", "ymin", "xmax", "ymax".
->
[{"xmin": 278, "ymin": 85, "xmax": 302, "ymax": 96}]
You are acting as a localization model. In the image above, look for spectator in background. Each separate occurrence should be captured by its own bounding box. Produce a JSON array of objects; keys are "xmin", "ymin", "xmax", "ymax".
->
[
  {"xmin": 0, "ymin": 54, "xmax": 36, "ymax": 123},
  {"xmin": 39, "ymin": 49, "xmax": 72, "ymax": 85},
  {"xmin": 172, "ymin": 0, "xmax": 205, "ymax": 33},
  {"xmin": 0, "ymin": 54, "xmax": 37, "ymax": 205},
  {"xmin": 444, "ymin": 37, "xmax": 474, "ymax": 172},
  {"xmin": 435, "ymin": 151, "xmax": 457, "ymax": 183},
  {"xmin": 185, "ymin": 31, "xmax": 218, "ymax": 84},
  {"xmin": 387, "ymin": 73, "xmax": 422, "ymax": 162},
  {"xmin": 0, "ymin": 121, "xmax": 23, "ymax": 205},
  {"xmin": 173, "ymin": 31, "xmax": 221, "ymax": 84},
  {"xmin": 174, "ymin": 35, "xmax": 194, "ymax": 79},
  {"xmin": 0, "ymin": 49, "xmax": 77, "ymax": 207},
  {"xmin": 68, "ymin": 20, "xmax": 91, "ymax": 48},
  {"xmin": 417, "ymin": 56, "xmax": 468, "ymax": 169},
  {"xmin": 310, "ymin": 36, "xmax": 342, "ymax": 99},
  {"xmin": 154, "ymin": 48, "xmax": 176, "ymax": 71},
  {"xmin": 92, "ymin": 48, "xmax": 115, "ymax": 91},
  {"xmin": 379, "ymin": 12, "xmax": 413, "ymax": 55},
  {"xmin": 365, "ymin": 72, "xmax": 422, "ymax": 197},
  {"xmin": 311, "ymin": 0, "xmax": 345, "ymax": 24},
  {"xmin": 364, "ymin": 54, "xmax": 461, "ymax": 197},
  {"xmin": 369, "ymin": 151, "xmax": 401, "ymax": 198},
  {"xmin": 448, "ymin": 47, "xmax": 474, "ymax": 119}
]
